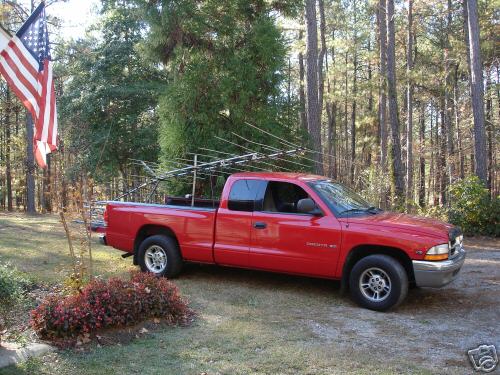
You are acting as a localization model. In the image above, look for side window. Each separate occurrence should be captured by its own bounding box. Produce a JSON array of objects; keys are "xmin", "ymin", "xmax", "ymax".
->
[
  {"xmin": 262, "ymin": 181, "xmax": 309, "ymax": 214},
  {"xmin": 228, "ymin": 179, "xmax": 265, "ymax": 212}
]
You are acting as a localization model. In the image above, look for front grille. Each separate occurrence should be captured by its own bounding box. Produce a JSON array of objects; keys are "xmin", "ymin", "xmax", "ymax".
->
[
  {"xmin": 448, "ymin": 227, "xmax": 463, "ymax": 259},
  {"xmin": 450, "ymin": 243, "xmax": 457, "ymax": 258}
]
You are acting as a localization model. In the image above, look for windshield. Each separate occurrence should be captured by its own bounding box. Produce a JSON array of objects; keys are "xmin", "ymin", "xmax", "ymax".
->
[{"xmin": 310, "ymin": 180, "xmax": 380, "ymax": 217}]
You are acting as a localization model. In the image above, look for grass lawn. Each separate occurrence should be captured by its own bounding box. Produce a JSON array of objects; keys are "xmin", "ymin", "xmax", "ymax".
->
[{"xmin": 2, "ymin": 212, "xmax": 491, "ymax": 374}]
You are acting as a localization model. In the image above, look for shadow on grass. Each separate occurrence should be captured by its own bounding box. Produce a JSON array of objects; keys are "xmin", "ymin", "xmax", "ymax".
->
[{"xmin": 177, "ymin": 261, "xmax": 497, "ymax": 315}]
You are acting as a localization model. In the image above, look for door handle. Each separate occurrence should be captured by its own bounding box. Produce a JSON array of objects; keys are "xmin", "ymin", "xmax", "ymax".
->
[{"xmin": 253, "ymin": 222, "xmax": 267, "ymax": 229}]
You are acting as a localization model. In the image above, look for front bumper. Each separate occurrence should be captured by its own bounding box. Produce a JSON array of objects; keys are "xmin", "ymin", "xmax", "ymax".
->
[{"xmin": 412, "ymin": 247, "xmax": 466, "ymax": 287}]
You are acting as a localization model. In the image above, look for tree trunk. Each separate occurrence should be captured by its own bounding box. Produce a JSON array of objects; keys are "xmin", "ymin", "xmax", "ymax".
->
[
  {"xmin": 418, "ymin": 101, "xmax": 425, "ymax": 207},
  {"xmin": 439, "ymin": 97, "xmax": 447, "ymax": 205},
  {"xmin": 485, "ymin": 66, "xmax": 493, "ymax": 190},
  {"xmin": 454, "ymin": 65, "xmax": 465, "ymax": 179},
  {"xmin": 367, "ymin": 38, "xmax": 374, "ymax": 115},
  {"xmin": 26, "ymin": 113, "xmax": 36, "ymax": 214},
  {"xmin": 429, "ymin": 107, "xmax": 435, "ymax": 205},
  {"xmin": 0, "ymin": 119, "xmax": 4, "ymax": 210},
  {"xmin": 23, "ymin": 0, "xmax": 37, "ymax": 214},
  {"xmin": 298, "ymin": 31, "xmax": 308, "ymax": 133},
  {"xmin": 327, "ymin": 102, "xmax": 337, "ymax": 179},
  {"xmin": 326, "ymin": 29, "xmax": 337, "ymax": 180},
  {"xmin": 318, "ymin": 0, "xmax": 327, "ymax": 120},
  {"xmin": 317, "ymin": 0, "xmax": 328, "ymax": 177},
  {"xmin": 305, "ymin": 0, "xmax": 324, "ymax": 174},
  {"xmin": 366, "ymin": 37, "xmax": 374, "ymax": 171},
  {"xmin": 465, "ymin": 0, "xmax": 488, "ymax": 184},
  {"xmin": 350, "ymin": 55, "xmax": 357, "ymax": 185},
  {"xmin": 495, "ymin": 65, "xmax": 500, "ymax": 195},
  {"xmin": 434, "ymin": 108, "xmax": 440, "ymax": 205},
  {"xmin": 344, "ymin": 50, "xmax": 349, "ymax": 182},
  {"xmin": 377, "ymin": 0, "xmax": 388, "ymax": 175},
  {"xmin": 287, "ymin": 57, "xmax": 291, "ymax": 123},
  {"xmin": 350, "ymin": 0, "xmax": 358, "ymax": 185},
  {"xmin": 5, "ymin": 89, "xmax": 13, "ymax": 211},
  {"xmin": 406, "ymin": 0, "xmax": 414, "ymax": 209},
  {"xmin": 445, "ymin": 0, "xmax": 454, "ymax": 192},
  {"xmin": 386, "ymin": 0, "xmax": 405, "ymax": 200},
  {"xmin": 43, "ymin": 155, "xmax": 52, "ymax": 212}
]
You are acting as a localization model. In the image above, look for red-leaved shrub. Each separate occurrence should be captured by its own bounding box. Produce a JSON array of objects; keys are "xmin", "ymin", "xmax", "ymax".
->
[{"xmin": 30, "ymin": 272, "xmax": 191, "ymax": 339}]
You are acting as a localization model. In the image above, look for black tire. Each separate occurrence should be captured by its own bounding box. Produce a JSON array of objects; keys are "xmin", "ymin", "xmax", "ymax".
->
[
  {"xmin": 349, "ymin": 254, "xmax": 408, "ymax": 311},
  {"xmin": 137, "ymin": 235, "xmax": 183, "ymax": 278}
]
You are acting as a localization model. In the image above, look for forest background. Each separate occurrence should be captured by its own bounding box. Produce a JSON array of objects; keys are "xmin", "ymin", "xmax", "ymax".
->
[{"xmin": 0, "ymin": 0, "xmax": 498, "ymax": 235}]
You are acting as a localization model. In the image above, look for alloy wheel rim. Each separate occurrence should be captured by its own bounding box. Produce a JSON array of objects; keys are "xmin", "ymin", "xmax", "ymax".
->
[
  {"xmin": 359, "ymin": 267, "xmax": 392, "ymax": 302},
  {"xmin": 145, "ymin": 245, "xmax": 167, "ymax": 273}
]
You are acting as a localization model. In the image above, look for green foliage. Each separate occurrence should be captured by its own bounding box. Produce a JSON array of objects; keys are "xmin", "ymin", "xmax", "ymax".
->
[
  {"xmin": 0, "ymin": 263, "xmax": 34, "ymax": 343},
  {"xmin": 0, "ymin": 263, "xmax": 31, "ymax": 310},
  {"xmin": 58, "ymin": 2, "xmax": 164, "ymax": 182},
  {"xmin": 448, "ymin": 177, "xmax": 500, "ymax": 236},
  {"xmin": 44, "ymin": 0, "xmax": 498, "ymax": 212},
  {"xmin": 416, "ymin": 205, "xmax": 449, "ymax": 223},
  {"xmin": 134, "ymin": 0, "xmax": 305, "ymax": 195},
  {"xmin": 358, "ymin": 166, "xmax": 390, "ymax": 207}
]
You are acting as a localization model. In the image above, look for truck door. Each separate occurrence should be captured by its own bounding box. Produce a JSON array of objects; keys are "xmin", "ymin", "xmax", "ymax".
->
[
  {"xmin": 214, "ymin": 178, "xmax": 266, "ymax": 267},
  {"xmin": 249, "ymin": 180, "xmax": 341, "ymax": 277}
]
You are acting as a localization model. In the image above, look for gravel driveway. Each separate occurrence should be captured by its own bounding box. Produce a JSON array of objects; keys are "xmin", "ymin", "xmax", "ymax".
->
[{"xmin": 306, "ymin": 237, "xmax": 500, "ymax": 374}]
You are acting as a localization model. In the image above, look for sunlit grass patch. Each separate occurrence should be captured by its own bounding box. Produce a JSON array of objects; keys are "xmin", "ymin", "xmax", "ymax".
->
[{"xmin": 0, "ymin": 212, "xmax": 133, "ymax": 283}]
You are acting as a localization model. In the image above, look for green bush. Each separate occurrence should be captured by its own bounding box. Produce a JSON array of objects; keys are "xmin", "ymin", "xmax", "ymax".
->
[
  {"xmin": 0, "ymin": 263, "xmax": 33, "ymax": 343},
  {"xmin": 0, "ymin": 263, "xmax": 31, "ymax": 311},
  {"xmin": 417, "ymin": 205, "xmax": 449, "ymax": 222},
  {"xmin": 448, "ymin": 177, "xmax": 500, "ymax": 237}
]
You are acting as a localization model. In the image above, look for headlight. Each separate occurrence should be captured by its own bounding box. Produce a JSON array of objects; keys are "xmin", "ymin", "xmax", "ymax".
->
[{"xmin": 424, "ymin": 243, "xmax": 449, "ymax": 261}]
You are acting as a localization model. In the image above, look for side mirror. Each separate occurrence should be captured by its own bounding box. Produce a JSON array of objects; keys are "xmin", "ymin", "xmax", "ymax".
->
[{"xmin": 297, "ymin": 198, "xmax": 322, "ymax": 216}]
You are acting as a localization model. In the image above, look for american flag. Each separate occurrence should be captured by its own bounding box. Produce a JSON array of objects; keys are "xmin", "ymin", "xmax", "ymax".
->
[{"xmin": 0, "ymin": 2, "xmax": 58, "ymax": 168}]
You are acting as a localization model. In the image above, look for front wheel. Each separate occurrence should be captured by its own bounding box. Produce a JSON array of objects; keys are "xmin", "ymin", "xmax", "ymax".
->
[
  {"xmin": 137, "ymin": 235, "xmax": 183, "ymax": 278},
  {"xmin": 349, "ymin": 254, "xmax": 408, "ymax": 311}
]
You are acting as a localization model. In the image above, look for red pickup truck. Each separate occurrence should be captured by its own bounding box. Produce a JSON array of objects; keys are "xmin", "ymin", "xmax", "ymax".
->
[{"xmin": 101, "ymin": 172, "xmax": 466, "ymax": 311}]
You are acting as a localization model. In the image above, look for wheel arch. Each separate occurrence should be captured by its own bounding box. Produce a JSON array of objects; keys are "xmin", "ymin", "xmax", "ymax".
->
[
  {"xmin": 133, "ymin": 225, "xmax": 180, "ymax": 265},
  {"xmin": 341, "ymin": 244, "xmax": 415, "ymax": 291}
]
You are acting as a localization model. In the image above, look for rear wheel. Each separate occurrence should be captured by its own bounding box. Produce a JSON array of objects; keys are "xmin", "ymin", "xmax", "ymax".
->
[
  {"xmin": 349, "ymin": 254, "xmax": 408, "ymax": 311},
  {"xmin": 138, "ymin": 235, "xmax": 183, "ymax": 278}
]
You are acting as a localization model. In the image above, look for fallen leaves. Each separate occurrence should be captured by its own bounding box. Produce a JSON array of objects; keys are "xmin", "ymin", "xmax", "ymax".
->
[{"xmin": 76, "ymin": 333, "xmax": 91, "ymax": 346}]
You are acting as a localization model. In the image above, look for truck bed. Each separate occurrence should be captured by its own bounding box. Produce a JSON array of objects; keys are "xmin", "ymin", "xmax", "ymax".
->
[{"xmin": 105, "ymin": 200, "xmax": 218, "ymax": 263}]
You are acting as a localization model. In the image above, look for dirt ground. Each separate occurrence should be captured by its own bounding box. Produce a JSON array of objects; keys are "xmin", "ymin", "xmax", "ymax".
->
[{"xmin": 302, "ymin": 236, "xmax": 500, "ymax": 374}]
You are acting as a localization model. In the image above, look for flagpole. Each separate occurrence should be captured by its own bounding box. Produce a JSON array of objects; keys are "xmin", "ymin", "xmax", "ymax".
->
[{"xmin": 25, "ymin": 0, "xmax": 36, "ymax": 214}]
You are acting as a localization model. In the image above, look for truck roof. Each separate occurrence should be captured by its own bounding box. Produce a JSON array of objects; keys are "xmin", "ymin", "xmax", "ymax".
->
[{"xmin": 229, "ymin": 172, "xmax": 327, "ymax": 181}]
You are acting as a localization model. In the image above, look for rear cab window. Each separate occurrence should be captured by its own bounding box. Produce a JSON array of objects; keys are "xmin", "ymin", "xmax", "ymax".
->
[{"xmin": 227, "ymin": 179, "xmax": 267, "ymax": 212}]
